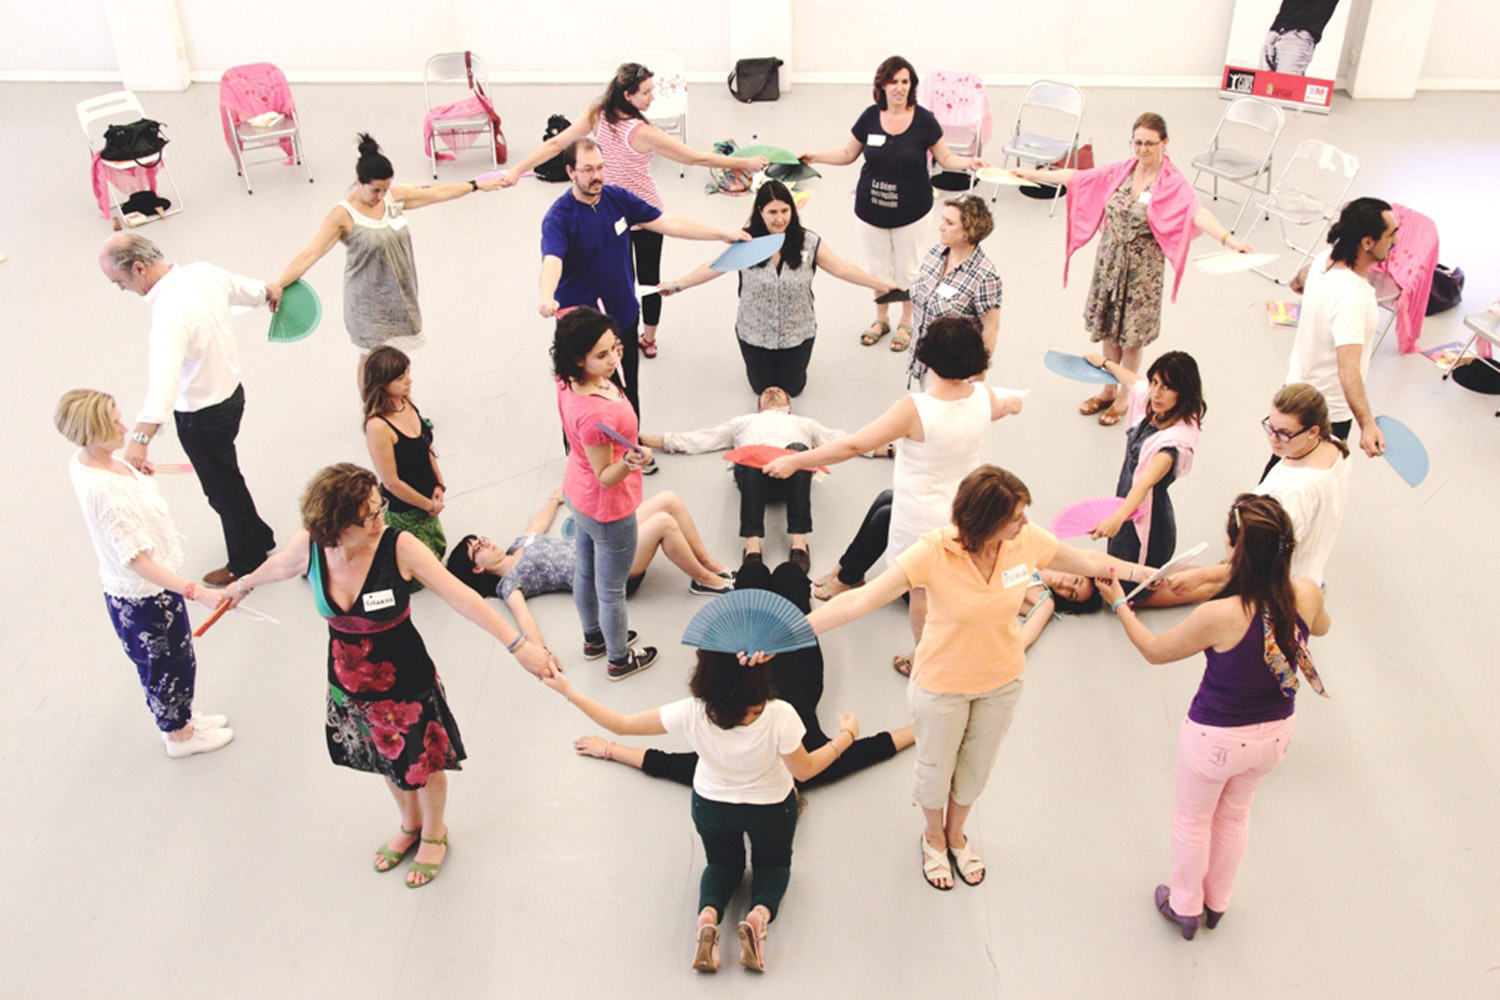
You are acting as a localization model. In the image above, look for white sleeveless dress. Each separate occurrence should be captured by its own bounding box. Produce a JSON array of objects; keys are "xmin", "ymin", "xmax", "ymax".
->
[{"xmin": 886, "ymin": 384, "xmax": 995, "ymax": 566}]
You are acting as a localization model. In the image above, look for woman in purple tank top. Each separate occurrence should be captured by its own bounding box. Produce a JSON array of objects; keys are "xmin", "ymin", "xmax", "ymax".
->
[{"xmin": 1097, "ymin": 494, "xmax": 1331, "ymax": 940}]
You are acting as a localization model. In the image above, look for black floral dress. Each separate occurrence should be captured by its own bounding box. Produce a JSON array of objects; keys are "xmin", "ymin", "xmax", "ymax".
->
[{"xmin": 310, "ymin": 529, "xmax": 465, "ymax": 789}]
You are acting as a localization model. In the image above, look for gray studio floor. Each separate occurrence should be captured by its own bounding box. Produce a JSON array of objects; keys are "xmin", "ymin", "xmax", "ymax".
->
[{"xmin": 2, "ymin": 78, "xmax": 1498, "ymax": 998}]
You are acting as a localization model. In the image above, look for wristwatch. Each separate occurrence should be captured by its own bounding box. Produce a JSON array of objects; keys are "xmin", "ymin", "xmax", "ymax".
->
[{"xmin": 130, "ymin": 432, "xmax": 150, "ymax": 446}]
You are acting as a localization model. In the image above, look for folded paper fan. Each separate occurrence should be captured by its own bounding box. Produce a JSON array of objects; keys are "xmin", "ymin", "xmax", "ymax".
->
[
  {"xmin": 680, "ymin": 588, "xmax": 817, "ymax": 655},
  {"xmin": 1375, "ymin": 415, "xmax": 1429, "ymax": 487},
  {"xmin": 711, "ymin": 234, "xmax": 785, "ymax": 272},
  {"xmin": 269, "ymin": 279, "xmax": 320, "ymax": 343},
  {"xmin": 1043, "ymin": 350, "xmax": 1118, "ymax": 385},
  {"xmin": 1124, "ymin": 541, "xmax": 1210, "ymax": 601},
  {"xmin": 593, "ymin": 421, "xmax": 644, "ymax": 454},
  {"xmin": 1190, "ymin": 251, "xmax": 1280, "ymax": 275},
  {"xmin": 723, "ymin": 445, "xmax": 829, "ymax": 475},
  {"xmin": 976, "ymin": 167, "xmax": 1040, "ymax": 188},
  {"xmin": 1049, "ymin": 496, "xmax": 1141, "ymax": 539}
]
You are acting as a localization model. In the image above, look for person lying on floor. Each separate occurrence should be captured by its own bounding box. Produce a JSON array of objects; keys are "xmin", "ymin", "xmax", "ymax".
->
[
  {"xmin": 570, "ymin": 552, "xmax": 916, "ymax": 787},
  {"xmin": 639, "ymin": 386, "xmax": 892, "ymax": 570},
  {"xmin": 446, "ymin": 487, "xmax": 734, "ymax": 659}
]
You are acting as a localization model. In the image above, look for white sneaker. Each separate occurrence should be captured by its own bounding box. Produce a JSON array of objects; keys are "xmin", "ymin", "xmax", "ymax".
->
[
  {"xmin": 190, "ymin": 713, "xmax": 228, "ymax": 730},
  {"xmin": 162, "ymin": 726, "xmax": 235, "ymax": 759}
]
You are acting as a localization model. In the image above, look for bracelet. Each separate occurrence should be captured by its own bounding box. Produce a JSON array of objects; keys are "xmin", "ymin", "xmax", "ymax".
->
[
  {"xmin": 1111, "ymin": 597, "xmax": 1129, "ymax": 613},
  {"xmin": 507, "ymin": 633, "xmax": 527, "ymax": 653},
  {"xmin": 468, "ymin": 179, "xmax": 478, "ymax": 192},
  {"xmin": 672, "ymin": 282, "xmax": 681, "ymax": 294},
  {"xmin": 183, "ymin": 582, "xmax": 197, "ymax": 602},
  {"xmin": 566, "ymin": 689, "xmax": 576, "ymax": 703}
]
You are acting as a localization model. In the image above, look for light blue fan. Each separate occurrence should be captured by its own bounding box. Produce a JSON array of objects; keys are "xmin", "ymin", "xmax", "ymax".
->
[
  {"xmin": 561, "ymin": 516, "xmax": 577, "ymax": 540},
  {"xmin": 1044, "ymin": 350, "xmax": 1118, "ymax": 385},
  {"xmin": 680, "ymin": 589, "xmax": 816, "ymax": 655},
  {"xmin": 1375, "ymin": 415, "xmax": 1429, "ymax": 487},
  {"xmin": 710, "ymin": 234, "xmax": 785, "ymax": 272}
]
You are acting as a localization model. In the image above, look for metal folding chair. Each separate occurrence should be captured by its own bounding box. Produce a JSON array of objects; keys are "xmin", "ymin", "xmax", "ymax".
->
[
  {"xmin": 627, "ymin": 51, "xmax": 688, "ymax": 177},
  {"xmin": 997, "ymin": 80, "xmax": 1083, "ymax": 217},
  {"xmin": 77, "ymin": 90, "xmax": 184, "ymax": 224},
  {"xmin": 1444, "ymin": 312, "xmax": 1500, "ymax": 416},
  {"xmin": 424, "ymin": 52, "xmax": 499, "ymax": 178},
  {"xmin": 1190, "ymin": 98, "xmax": 1284, "ymax": 233},
  {"xmin": 219, "ymin": 63, "xmax": 313, "ymax": 195},
  {"xmin": 919, "ymin": 69, "xmax": 992, "ymax": 190},
  {"xmin": 1241, "ymin": 140, "xmax": 1359, "ymax": 284}
]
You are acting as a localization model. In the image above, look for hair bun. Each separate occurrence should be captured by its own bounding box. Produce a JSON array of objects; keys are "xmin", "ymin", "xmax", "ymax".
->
[{"xmin": 356, "ymin": 132, "xmax": 382, "ymax": 157}]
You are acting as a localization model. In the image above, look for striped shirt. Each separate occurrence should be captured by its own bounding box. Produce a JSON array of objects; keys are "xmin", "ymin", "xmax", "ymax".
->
[{"xmin": 595, "ymin": 116, "xmax": 663, "ymax": 209}]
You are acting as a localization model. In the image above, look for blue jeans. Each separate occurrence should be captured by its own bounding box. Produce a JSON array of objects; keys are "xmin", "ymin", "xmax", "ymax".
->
[{"xmin": 567, "ymin": 501, "xmax": 638, "ymax": 664}]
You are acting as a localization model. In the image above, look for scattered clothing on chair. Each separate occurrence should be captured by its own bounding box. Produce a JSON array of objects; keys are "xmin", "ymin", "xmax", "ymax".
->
[
  {"xmin": 91, "ymin": 154, "xmax": 161, "ymax": 219},
  {"xmin": 218, "ymin": 63, "xmax": 296, "ymax": 163},
  {"xmin": 1368, "ymin": 203, "xmax": 1440, "ymax": 354}
]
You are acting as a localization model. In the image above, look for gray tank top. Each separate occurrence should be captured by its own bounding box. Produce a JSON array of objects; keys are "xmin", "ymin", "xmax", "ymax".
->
[{"xmin": 339, "ymin": 197, "xmax": 421, "ymax": 349}]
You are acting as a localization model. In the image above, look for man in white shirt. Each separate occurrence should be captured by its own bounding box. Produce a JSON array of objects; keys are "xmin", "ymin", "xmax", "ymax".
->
[
  {"xmin": 640, "ymin": 387, "xmax": 890, "ymax": 569},
  {"xmin": 99, "ymin": 233, "xmax": 282, "ymax": 585},
  {"xmin": 1284, "ymin": 196, "xmax": 1398, "ymax": 461}
]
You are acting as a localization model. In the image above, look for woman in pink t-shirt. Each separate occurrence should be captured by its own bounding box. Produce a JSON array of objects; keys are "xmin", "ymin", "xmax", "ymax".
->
[{"xmin": 553, "ymin": 308, "xmax": 657, "ymax": 680}]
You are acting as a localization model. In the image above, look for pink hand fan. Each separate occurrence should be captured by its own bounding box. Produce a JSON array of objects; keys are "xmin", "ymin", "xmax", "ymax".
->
[{"xmin": 1049, "ymin": 496, "xmax": 1142, "ymax": 539}]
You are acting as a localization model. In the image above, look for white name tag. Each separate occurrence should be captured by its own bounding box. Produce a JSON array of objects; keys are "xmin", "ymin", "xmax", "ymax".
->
[
  {"xmin": 362, "ymin": 589, "xmax": 396, "ymax": 612},
  {"xmin": 937, "ymin": 283, "xmax": 958, "ymax": 299},
  {"xmin": 866, "ymin": 134, "xmax": 887, "ymax": 147},
  {"xmin": 614, "ymin": 216, "xmax": 627, "ymax": 236},
  {"xmin": 1137, "ymin": 191, "xmax": 1152, "ymax": 205},
  {"xmin": 389, "ymin": 215, "xmax": 409, "ymax": 230},
  {"xmin": 1000, "ymin": 564, "xmax": 1030, "ymax": 589}
]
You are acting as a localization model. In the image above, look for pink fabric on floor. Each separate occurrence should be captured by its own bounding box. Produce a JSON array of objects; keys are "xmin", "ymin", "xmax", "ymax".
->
[
  {"xmin": 1168, "ymin": 714, "xmax": 1295, "ymax": 917},
  {"xmin": 1369, "ymin": 203, "xmax": 1439, "ymax": 355},
  {"xmin": 1064, "ymin": 156, "xmax": 1202, "ymax": 303},
  {"xmin": 91, "ymin": 154, "xmax": 161, "ymax": 219},
  {"xmin": 218, "ymin": 63, "xmax": 297, "ymax": 163}
]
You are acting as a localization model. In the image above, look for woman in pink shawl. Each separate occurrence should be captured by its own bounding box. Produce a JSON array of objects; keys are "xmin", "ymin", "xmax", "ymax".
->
[
  {"xmin": 1083, "ymin": 350, "xmax": 1204, "ymax": 567},
  {"xmin": 1015, "ymin": 113, "xmax": 1249, "ymax": 425}
]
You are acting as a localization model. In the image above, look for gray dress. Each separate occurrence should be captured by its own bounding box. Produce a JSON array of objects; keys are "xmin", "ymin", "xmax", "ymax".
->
[{"xmin": 339, "ymin": 197, "xmax": 423, "ymax": 352}]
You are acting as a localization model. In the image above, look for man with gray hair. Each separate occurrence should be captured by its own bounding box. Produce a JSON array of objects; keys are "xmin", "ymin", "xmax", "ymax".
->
[{"xmin": 99, "ymin": 233, "xmax": 282, "ymax": 585}]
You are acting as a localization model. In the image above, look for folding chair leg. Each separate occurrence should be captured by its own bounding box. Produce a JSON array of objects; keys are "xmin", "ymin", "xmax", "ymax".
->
[
  {"xmin": 1440, "ymin": 332, "xmax": 1480, "ymax": 381},
  {"xmin": 679, "ymin": 117, "xmax": 687, "ymax": 178}
]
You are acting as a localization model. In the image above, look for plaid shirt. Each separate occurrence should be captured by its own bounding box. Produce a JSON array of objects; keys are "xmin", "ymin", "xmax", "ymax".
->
[{"xmin": 908, "ymin": 244, "xmax": 1002, "ymax": 379}]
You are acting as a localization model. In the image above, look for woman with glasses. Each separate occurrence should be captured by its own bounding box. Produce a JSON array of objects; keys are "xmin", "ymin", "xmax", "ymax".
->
[
  {"xmin": 1097, "ymin": 494, "xmax": 1331, "ymax": 939},
  {"xmin": 502, "ymin": 62, "xmax": 769, "ymax": 360},
  {"xmin": 1014, "ymin": 113, "xmax": 1250, "ymax": 425},
  {"xmin": 227, "ymin": 464, "xmax": 558, "ymax": 888}
]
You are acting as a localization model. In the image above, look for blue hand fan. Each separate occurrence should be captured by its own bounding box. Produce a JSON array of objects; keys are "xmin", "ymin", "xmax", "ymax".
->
[
  {"xmin": 1375, "ymin": 415, "xmax": 1429, "ymax": 487},
  {"xmin": 1043, "ymin": 350, "xmax": 1119, "ymax": 385},
  {"xmin": 710, "ymin": 234, "xmax": 785, "ymax": 273},
  {"xmin": 561, "ymin": 516, "xmax": 577, "ymax": 540},
  {"xmin": 680, "ymin": 589, "xmax": 817, "ymax": 655}
]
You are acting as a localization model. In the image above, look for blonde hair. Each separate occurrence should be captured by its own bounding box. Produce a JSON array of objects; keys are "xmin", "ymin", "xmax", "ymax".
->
[{"xmin": 54, "ymin": 389, "xmax": 117, "ymax": 447}]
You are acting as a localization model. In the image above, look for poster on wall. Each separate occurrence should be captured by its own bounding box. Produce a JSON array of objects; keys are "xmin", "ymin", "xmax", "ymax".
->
[{"xmin": 1220, "ymin": 0, "xmax": 1353, "ymax": 113}]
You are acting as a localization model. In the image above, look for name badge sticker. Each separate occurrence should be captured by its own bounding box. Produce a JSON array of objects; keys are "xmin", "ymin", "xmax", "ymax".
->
[
  {"xmin": 1137, "ymin": 191, "xmax": 1152, "ymax": 205},
  {"xmin": 363, "ymin": 589, "xmax": 396, "ymax": 612},
  {"xmin": 614, "ymin": 216, "xmax": 628, "ymax": 236},
  {"xmin": 389, "ymin": 216, "xmax": 409, "ymax": 230},
  {"xmin": 866, "ymin": 134, "xmax": 887, "ymax": 147},
  {"xmin": 1000, "ymin": 564, "xmax": 1030, "ymax": 589},
  {"xmin": 937, "ymin": 283, "xmax": 958, "ymax": 299}
]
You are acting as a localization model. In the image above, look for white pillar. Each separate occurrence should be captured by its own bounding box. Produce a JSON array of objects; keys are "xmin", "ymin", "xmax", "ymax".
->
[
  {"xmin": 730, "ymin": 1, "xmax": 792, "ymax": 93},
  {"xmin": 104, "ymin": 0, "xmax": 191, "ymax": 92},
  {"xmin": 1349, "ymin": 0, "xmax": 1438, "ymax": 99}
]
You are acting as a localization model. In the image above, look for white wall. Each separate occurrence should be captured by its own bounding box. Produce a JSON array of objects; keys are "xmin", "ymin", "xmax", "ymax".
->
[{"xmin": 2, "ymin": 0, "xmax": 1496, "ymax": 90}]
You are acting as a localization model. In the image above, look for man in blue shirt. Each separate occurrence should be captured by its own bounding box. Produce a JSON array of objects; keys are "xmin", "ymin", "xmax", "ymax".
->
[{"xmin": 538, "ymin": 137, "xmax": 744, "ymax": 417}]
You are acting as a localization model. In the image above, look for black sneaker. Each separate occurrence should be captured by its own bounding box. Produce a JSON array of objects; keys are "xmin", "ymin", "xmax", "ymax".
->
[
  {"xmin": 689, "ymin": 578, "xmax": 734, "ymax": 597},
  {"xmin": 582, "ymin": 630, "xmax": 638, "ymax": 660},
  {"xmin": 640, "ymin": 457, "xmax": 660, "ymax": 475},
  {"xmin": 608, "ymin": 646, "xmax": 658, "ymax": 681}
]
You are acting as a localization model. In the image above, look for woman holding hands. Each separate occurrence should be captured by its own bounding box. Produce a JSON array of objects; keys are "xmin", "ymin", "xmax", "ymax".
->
[
  {"xmin": 1097, "ymin": 494, "xmax": 1330, "ymax": 939},
  {"xmin": 1014, "ymin": 113, "xmax": 1249, "ymax": 423},
  {"xmin": 801, "ymin": 55, "xmax": 988, "ymax": 351},
  {"xmin": 363, "ymin": 346, "xmax": 446, "ymax": 560}
]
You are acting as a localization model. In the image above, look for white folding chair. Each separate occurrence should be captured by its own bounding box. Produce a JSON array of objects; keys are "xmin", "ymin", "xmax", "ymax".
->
[
  {"xmin": 219, "ymin": 63, "xmax": 313, "ymax": 195},
  {"xmin": 1444, "ymin": 312, "xmax": 1500, "ymax": 417},
  {"xmin": 998, "ymin": 80, "xmax": 1083, "ymax": 217},
  {"xmin": 1241, "ymin": 140, "xmax": 1359, "ymax": 284},
  {"xmin": 423, "ymin": 52, "xmax": 499, "ymax": 179},
  {"xmin": 627, "ymin": 50, "xmax": 689, "ymax": 177},
  {"xmin": 77, "ymin": 90, "xmax": 184, "ymax": 224},
  {"xmin": 1190, "ymin": 98, "xmax": 1284, "ymax": 233},
  {"xmin": 1369, "ymin": 268, "xmax": 1400, "ymax": 353}
]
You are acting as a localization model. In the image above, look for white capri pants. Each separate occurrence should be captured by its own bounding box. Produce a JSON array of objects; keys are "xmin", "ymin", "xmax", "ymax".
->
[
  {"xmin": 859, "ymin": 215, "xmax": 928, "ymax": 291},
  {"xmin": 908, "ymin": 675, "xmax": 1024, "ymax": 810}
]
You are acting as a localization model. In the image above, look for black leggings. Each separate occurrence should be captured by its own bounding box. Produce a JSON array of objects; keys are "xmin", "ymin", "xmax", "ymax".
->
[
  {"xmin": 833, "ymin": 490, "xmax": 893, "ymax": 586},
  {"xmin": 631, "ymin": 228, "xmax": 663, "ymax": 328},
  {"xmin": 738, "ymin": 338, "xmax": 816, "ymax": 397},
  {"xmin": 641, "ymin": 555, "xmax": 899, "ymax": 788}
]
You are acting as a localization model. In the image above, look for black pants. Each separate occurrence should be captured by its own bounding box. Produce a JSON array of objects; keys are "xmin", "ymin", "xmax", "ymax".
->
[
  {"xmin": 832, "ymin": 490, "xmax": 893, "ymax": 586},
  {"xmin": 173, "ymin": 384, "xmax": 275, "ymax": 575},
  {"xmin": 1261, "ymin": 419, "xmax": 1351, "ymax": 480},
  {"xmin": 630, "ymin": 229, "xmax": 663, "ymax": 328},
  {"xmin": 738, "ymin": 338, "xmax": 816, "ymax": 397},
  {"xmin": 642, "ymin": 556, "xmax": 899, "ymax": 789},
  {"xmin": 734, "ymin": 443, "xmax": 812, "ymax": 537}
]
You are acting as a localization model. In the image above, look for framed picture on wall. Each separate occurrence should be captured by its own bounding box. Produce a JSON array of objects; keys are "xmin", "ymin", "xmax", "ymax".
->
[{"xmin": 1220, "ymin": 0, "xmax": 1353, "ymax": 113}]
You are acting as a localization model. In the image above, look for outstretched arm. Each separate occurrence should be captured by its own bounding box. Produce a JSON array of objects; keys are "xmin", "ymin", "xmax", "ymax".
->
[
  {"xmin": 1097, "ymin": 576, "xmax": 1228, "ymax": 664},
  {"xmin": 763, "ymin": 397, "xmax": 917, "ymax": 478},
  {"xmin": 525, "ymin": 488, "xmax": 566, "ymax": 537},
  {"xmin": 640, "ymin": 215, "xmax": 748, "ymax": 243},
  {"xmin": 501, "ymin": 111, "xmax": 595, "ymax": 184},
  {"xmin": 799, "ymin": 135, "xmax": 864, "ymax": 167},
  {"xmin": 658, "ymin": 262, "xmax": 724, "ymax": 296},
  {"xmin": 541, "ymin": 671, "xmax": 669, "ymax": 736},
  {"xmin": 275, "ymin": 207, "xmax": 348, "ymax": 288},
  {"xmin": 1091, "ymin": 452, "xmax": 1172, "ymax": 539},
  {"xmin": 1082, "ymin": 352, "xmax": 1143, "ymax": 390},
  {"xmin": 806, "ymin": 564, "xmax": 911, "ymax": 636},
  {"xmin": 1193, "ymin": 205, "xmax": 1252, "ymax": 253},
  {"xmin": 634, "ymin": 125, "xmax": 769, "ymax": 172},
  {"xmin": 506, "ymin": 591, "xmax": 546, "ymax": 647},
  {"xmin": 392, "ymin": 179, "xmax": 497, "ymax": 210},
  {"xmin": 226, "ymin": 530, "xmax": 313, "ymax": 605},
  {"xmin": 815, "ymin": 240, "xmax": 895, "ymax": 293}
]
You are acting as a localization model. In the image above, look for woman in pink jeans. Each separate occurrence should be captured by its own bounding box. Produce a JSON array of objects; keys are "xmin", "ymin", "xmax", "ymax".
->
[{"xmin": 1097, "ymin": 494, "xmax": 1331, "ymax": 939}]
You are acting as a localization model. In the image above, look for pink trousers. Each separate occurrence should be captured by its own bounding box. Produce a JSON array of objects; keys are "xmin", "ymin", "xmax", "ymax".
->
[{"xmin": 1168, "ymin": 713, "xmax": 1296, "ymax": 916}]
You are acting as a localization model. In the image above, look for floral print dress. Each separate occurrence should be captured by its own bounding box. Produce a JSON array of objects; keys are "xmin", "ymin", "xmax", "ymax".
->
[
  {"xmin": 310, "ymin": 528, "xmax": 464, "ymax": 789},
  {"xmin": 1084, "ymin": 174, "xmax": 1166, "ymax": 350}
]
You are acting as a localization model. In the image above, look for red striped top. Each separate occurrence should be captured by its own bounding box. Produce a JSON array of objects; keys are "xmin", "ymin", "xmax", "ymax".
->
[{"xmin": 595, "ymin": 116, "xmax": 662, "ymax": 209}]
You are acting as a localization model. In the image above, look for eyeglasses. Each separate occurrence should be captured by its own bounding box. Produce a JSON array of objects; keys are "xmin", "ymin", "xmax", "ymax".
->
[
  {"xmin": 361, "ymin": 497, "xmax": 389, "ymax": 526},
  {"xmin": 1131, "ymin": 139, "xmax": 1162, "ymax": 150},
  {"xmin": 467, "ymin": 536, "xmax": 490, "ymax": 558},
  {"xmin": 1260, "ymin": 417, "xmax": 1313, "ymax": 444}
]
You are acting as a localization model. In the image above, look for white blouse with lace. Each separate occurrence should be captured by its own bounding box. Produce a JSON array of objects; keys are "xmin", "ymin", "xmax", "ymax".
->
[{"xmin": 69, "ymin": 454, "xmax": 186, "ymax": 598}]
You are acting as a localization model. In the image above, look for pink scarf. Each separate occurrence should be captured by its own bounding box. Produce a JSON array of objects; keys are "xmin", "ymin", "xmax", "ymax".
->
[
  {"xmin": 1064, "ymin": 156, "xmax": 1201, "ymax": 302},
  {"xmin": 1123, "ymin": 382, "xmax": 1199, "ymax": 565},
  {"xmin": 1369, "ymin": 203, "xmax": 1440, "ymax": 354}
]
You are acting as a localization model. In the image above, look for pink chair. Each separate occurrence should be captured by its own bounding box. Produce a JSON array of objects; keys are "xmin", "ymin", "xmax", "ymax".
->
[
  {"xmin": 219, "ymin": 63, "xmax": 312, "ymax": 195},
  {"xmin": 918, "ymin": 70, "xmax": 992, "ymax": 189}
]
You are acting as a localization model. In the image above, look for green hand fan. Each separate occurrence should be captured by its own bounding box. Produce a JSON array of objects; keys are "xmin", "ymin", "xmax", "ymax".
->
[
  {"xmin": 269, "ymin": 279, "xmax": 321, "ymax": 343},
  {"xmin": 732, "ymin": 145, "xmax": 801, "ymax": 165},
  {"xmin": 680, "ymin": 589, "xmax": 816, "ymax": 655}
]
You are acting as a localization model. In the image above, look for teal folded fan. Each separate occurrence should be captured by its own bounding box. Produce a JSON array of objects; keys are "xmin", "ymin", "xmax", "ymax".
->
[
  {"xmin": 269, "ymin": 279, "xmax": 320, "ymax": 343},
  {"xmin": 680, "ymin": 589, "xmax": 817, "ymax": 655}
]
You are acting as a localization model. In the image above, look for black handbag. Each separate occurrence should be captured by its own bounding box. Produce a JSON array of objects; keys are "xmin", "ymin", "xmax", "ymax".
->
[
  {"xmin": 534, "ymin": 114, "xmax": 572, "ymax": 182},
  {"xmin": 728, "ymin": 58, "xmax": 784, "ymax": 103},
  {"xmin": 100, "ymin": 118, "xmax": 169, "ymax": 164},
  {"xmin": 1425, "ymin": 264, "xmax": 1464, "ymax": 316}
]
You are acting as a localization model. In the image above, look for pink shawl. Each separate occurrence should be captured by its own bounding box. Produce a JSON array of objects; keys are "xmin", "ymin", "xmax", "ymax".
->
[
  {"xmin": 218, "ymin": 63, "xmax": 296, "ymax": 163},
  {"xmin": 1123, "ymin": 382, "xmax": 1199, "ymax": 565},
  {"xmin": 1064, "ymin": 156, "xmax": 1201, "ymax": 302},
  {"xmin": 1369, "ymin": 203, "xmax": 1439, "ymax": 354},
  {"xmin": 91, "ymin": 154, "xmax": 161, "ymax": 219}
]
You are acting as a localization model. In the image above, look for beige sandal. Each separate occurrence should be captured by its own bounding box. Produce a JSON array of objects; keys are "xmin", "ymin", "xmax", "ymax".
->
[
  {"xmin": 692, "ymin": 923, "xmax": 720, "ymax": 973},
  {"xmin": 890, "ymin": 322, "xmax": 914, "ymax": 351},
  {"xmin": 860, "ymin": 319, "xmax": 891, "ymax": 346}
]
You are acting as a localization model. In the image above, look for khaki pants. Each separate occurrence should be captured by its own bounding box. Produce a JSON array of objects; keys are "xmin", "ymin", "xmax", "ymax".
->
[{"xmin": 908, "ymin": 675, "xmax": 1023, "ymax": 810}]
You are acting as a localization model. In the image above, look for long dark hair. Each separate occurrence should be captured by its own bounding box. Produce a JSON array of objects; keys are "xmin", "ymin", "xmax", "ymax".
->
[
  {"xmin": 550, "ymin": 307, "xmax": 617, "ymax": 384},
  {"xmin": 596, "ymin": 62, "xmax": 652, "ymax": 124},
  {"xmin": 744, "ymin": 180, "xmax": 806, "ymax": 270},
  {"xmin": 1145, "ymin": 351, "xmax": 1207, "ymax": 427},
  {"xmin": 355, "ymin": 133, "xmax": 394, "ymax": 184},
  {"xmin": 361, "ymin": 346, "xmax": 409, "ymax": 423},
  {"xmin": 1215, "ymin": 494, "xmax": 1300, "ymax": 663},
  {"xmin": 1328, "ymin": 197, "xmax": 1393, "ymax": 267},
  {"xmin": 689, "ymin": 650, "xmax": 777, "ymax": 730}
]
